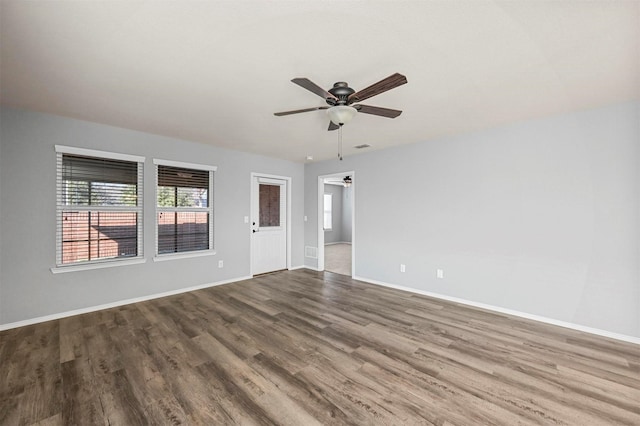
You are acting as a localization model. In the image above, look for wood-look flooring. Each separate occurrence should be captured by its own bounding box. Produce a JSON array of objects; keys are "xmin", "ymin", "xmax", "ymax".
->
[
  {"xmin": 1, "ymin": 269, "xmax": 639, "ymax": 425},
  {"xmin": 324, "ymin": 243, "xmax": 352, "ymax": 276}
]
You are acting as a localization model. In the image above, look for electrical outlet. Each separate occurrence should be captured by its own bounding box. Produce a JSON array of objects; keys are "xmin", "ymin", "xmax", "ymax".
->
[
  {"xmin": 400, "ymin": 264, "xmax": 406, "ymax": 273},
  {"xmin": 244, "ymin": 216, "xmax": 249, "ymax": 224},
  {"xmin": 436, "ymin": 269, "xmax": 444, "ymax": 279},
  {"xmin": 218, "ymin": 260, "xmax": 224, "ymax": 268}
]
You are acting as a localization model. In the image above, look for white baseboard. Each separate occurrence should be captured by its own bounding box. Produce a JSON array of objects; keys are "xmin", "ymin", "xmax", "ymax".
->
[
  {"xmin": 353, "ymin": 275, "xmax": 640, "ymax": 346},
  {"xmin": 0, "ymin": 275, "xmax": 252, "ymax": 331},
  {"xmin": 8, "ymin": 271, "xmax": 636, "ymax": 346},
  {"xmin": 288, "ymin": 265, "xmax": 306, "ymax": 270},
  {"xmin": 303, "ymin": 265, "xmax": 322, "ymax": 271}
]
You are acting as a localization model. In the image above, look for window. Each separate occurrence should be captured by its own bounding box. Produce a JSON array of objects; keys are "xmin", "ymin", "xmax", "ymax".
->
[
  {"xmin": 55, "ymin": 146, "xmax": 144, "ymax": 267},
  {"xmin": 155, "ymin": 160, "xmax": 216, "ymax": 256},
  {"xmin": 259, "ymin": 184, "xmax": 281, "ymax": 227},
  {"xmin": 323, "ymin": 193, "xmax": 332, "ymax": 230}
]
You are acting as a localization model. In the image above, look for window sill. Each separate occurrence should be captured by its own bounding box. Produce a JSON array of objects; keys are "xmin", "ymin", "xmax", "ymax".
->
[
  {"xmin": 153, "ymin": 250, "xmax": 216, "ymax": 262},
  {"xmin": 51, "ymin": 257, "xmax": 146, "ymax": 274}
]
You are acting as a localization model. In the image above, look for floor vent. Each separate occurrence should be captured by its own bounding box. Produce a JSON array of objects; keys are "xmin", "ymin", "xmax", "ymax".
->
[
  {"xmin": 354, "ymin": 144, "xmax": 371, "ymax": 149},
  {"xmin": 305, "ymin": 246, "xmax": 318, "ymax": 259}
]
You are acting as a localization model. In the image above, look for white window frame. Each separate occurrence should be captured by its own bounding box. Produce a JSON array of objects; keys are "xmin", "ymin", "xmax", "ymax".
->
[
  {"xmin": 153, "ymin": 159, "xmax": 217, "ymax": 261},
  {"xmin": 323, "ymin": 193, "xmax": 333, "ymax": 230},
  {"xmin": 51, "ymin": 145, "xmax": 145, "ymax": 273}
]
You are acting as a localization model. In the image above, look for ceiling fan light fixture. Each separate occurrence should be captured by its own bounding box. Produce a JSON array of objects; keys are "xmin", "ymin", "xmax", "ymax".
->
[{"xmin": 327, "ymin": 106, "xmax": 357, "ymax": 125}]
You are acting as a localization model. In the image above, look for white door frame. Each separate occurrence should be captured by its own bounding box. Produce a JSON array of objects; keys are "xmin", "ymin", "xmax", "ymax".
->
[
  {"xmin": 250, "ymin": 172, "xmax": 292, "ymax": 276},
  {"xmin": 317, "ymin": 171, "xmax": 355, "ymax": 276}
]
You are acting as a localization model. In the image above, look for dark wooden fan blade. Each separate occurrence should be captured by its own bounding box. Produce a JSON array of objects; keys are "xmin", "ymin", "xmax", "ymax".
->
[
  {"xmin": 274, "ymin": 106, "xmax": 328, "ymax": 116},
  {"xmin": 355, "ymin": 104, "xmax": 402, "ymax": 118},
  {"xmin": 328, "ymin": 121, "xmax": 340, "ymax": 131},
  {"xmin": 292, "ymin": 78, "xmax": 337, "ymax": 100},
  {"xmin": 348, "ymin": 73, "xmax": 407, "ymax": 103}
]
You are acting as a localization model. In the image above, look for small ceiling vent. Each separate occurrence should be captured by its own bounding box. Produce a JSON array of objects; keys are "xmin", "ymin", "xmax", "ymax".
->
[{"xmin": 354, "ymin": 144, "xmax": 371, "ymax": 149}]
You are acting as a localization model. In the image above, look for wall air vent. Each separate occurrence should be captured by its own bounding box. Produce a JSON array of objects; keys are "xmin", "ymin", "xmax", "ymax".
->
[
  {"xmin": 305, "ymin": 246, "xmax": 318, "ymax": 259},
  {"xmin": 354, "ymin": 144, "xmax": 371, "ymax": 149}
]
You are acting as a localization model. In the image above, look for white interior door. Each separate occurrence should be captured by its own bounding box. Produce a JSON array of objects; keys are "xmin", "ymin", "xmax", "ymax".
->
[{"xmin": 251, "ymin": 176, "xmax": 287, "ymax": 275}]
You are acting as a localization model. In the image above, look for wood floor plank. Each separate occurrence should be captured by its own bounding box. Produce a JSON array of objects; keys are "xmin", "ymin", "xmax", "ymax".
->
[
  {"xmin": 1, "ymin": 269, "xmax": 639, "ymax": 425},
  {"xmin": 60, "ymin": 358, "xmax": 107, "ymax": 426},
  {"xmin": 193, "ymin": 332, "xmax": 322, "ymax": 426},
  {"xmin": 249, "ymin": 352, "xmax": 356, "ymax": 425}
]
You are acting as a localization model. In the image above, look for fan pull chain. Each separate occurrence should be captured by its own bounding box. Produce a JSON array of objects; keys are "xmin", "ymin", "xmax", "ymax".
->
[{"xmin": 338, "ymin": 124, "xmax": 343, "ymax": 161}]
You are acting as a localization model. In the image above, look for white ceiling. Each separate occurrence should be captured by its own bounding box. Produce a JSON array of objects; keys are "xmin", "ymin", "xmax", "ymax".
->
[{"xmin": 1, "ymin": 1, "xmax": 638, "ymax": 162}]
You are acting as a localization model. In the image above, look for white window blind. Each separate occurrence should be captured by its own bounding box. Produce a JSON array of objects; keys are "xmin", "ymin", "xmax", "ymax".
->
[
  {"xmin": 155, "ymin": 160, "xmax": 215, "ymax": 256},
  {"xmin": 323, "ymin": 193, "xmax": 332, "ymax": 230},
  {"xmin": 55, "ymin": 146, "xmax": 144, "ymax": 267}
]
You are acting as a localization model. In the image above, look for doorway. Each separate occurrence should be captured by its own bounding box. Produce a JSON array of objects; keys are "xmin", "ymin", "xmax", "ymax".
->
[
  {"xmin": 317, "ymin": 172, "xmax": 355, "ymax": 276},
  {"xmin": 250, "ymin": 173, "xmax": 291, "ymax": 275}
]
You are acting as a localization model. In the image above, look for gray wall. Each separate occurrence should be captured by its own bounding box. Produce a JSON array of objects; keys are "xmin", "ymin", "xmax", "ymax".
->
[
  {"xmin": 305, "ymin": 101, "xmax": 640, "ymax": 338},
  {"xmin": 2, "ymin": 102, "xmax": 639, "ymax": 338},
  {"xmin": 0, "ymin": 107, "xmax": 305, "ymax": 326},
  {"xmin": 342, "ymin": 185, "xmax": 352, "ymax": 243},
  {"xmin": 323, "ymin": 184, "xmax": 343, "ymax": 244},
  {"xmin": 0, "ymin": 117, "xmax": 2, "ymax": 296}
]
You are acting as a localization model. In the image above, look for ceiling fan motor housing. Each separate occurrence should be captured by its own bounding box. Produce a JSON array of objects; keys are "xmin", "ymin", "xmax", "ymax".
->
[{"xmin": 327, "ymin": 82, "xmax": 355, "ymax": 106}]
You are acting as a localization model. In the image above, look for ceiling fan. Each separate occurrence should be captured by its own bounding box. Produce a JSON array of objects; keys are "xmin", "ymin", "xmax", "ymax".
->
[{"xmin": 274, "ymin": 73, "xmax": 407, "ymax": 130}]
